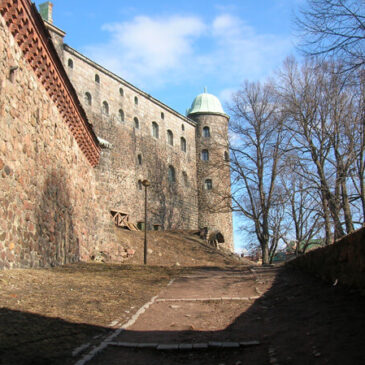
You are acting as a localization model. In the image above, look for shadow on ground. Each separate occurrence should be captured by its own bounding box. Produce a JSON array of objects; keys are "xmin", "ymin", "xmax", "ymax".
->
[{"xmin": 1, "ymin": 266, "xmax": 365, "ymax": 365}]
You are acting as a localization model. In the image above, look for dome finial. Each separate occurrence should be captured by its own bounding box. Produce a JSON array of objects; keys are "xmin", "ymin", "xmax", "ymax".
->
[{"xmin": 204, "ymin": 86, "xmax": 207, "ymax": 93}]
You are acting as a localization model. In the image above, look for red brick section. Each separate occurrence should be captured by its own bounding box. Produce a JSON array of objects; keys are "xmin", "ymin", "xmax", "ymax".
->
[{"xmin": 0, "ymin": 0, "xmax": 100, "ymax": 167}]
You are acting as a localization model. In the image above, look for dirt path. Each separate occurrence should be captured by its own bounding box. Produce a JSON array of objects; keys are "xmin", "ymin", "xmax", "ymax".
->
[{"xmin": 82, "ymin": 265, "xmax": 365, "ymax": 365}]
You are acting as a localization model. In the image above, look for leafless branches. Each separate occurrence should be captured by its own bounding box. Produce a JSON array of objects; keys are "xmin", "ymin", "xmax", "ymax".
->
[
  {"xmin": 296, "ymin": 0, "xmax": 365, "ymax": 71},
  {"xmin": 229, "ymin": 58, "xmax": 364, "ymax": 263}
]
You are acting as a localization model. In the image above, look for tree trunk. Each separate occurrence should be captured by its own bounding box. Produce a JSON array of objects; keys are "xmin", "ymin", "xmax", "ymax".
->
[
  {"xmin": 261, "ymin": 243, "xmax": 270, "ymax": 265},
  {"xmin": 341, "ymin": 176, "xmax": 354, "ymax": 234},
  {"xmin": 322, "ymin": 195, "xmax": 332, "ymax": 245}
]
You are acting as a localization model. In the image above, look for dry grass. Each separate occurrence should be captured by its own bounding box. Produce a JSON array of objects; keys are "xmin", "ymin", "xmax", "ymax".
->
[
  {"xmin": 0, "ymin": 231, "xmax": 251, "ymax": 364},
  {"xmin": 114, "ymin": 229, "xmax": 253, "ymax": 266},
  {"xmin": 0, "ymin": 263, "xmax": 188, "ymax": 365}
]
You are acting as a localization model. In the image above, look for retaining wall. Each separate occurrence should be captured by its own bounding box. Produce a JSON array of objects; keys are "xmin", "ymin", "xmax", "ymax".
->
[{"xmin": 286, "ymin": 227, "xmax": 365, "ymax": 291}]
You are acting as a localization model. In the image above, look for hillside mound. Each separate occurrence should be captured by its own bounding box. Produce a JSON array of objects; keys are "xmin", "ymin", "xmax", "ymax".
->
[{"xmin": 103, "ymin": 228, "xmax": 254, "ymax": 267}]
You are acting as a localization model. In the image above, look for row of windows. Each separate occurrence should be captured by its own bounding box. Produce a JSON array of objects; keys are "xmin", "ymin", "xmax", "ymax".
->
[
  {"xmin": 68, "ymin": 56, "xmax": 167, "ymax": 115},
  {"xmin": 137, "ymin": 171, "xmax": 213, "ymax": 190},
  {"xmin": 201, "ymin": 150, "xmax": 229, "ymax": 162},
  {"xmin": 151, "ymin": 122, "xmax": 186, "ymax": 150},
  {"xmin": 68, "ymin": 58, "xmax": 140, "ymax": 105},
  {"xmin": 83, "ymin": 94, "xmax": 183, "ymax": 131}
]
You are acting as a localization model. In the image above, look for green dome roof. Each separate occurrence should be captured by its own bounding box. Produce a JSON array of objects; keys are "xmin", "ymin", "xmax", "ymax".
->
[{"xmin": 187, "ymin": 90, "xmax": 226, "ymax": 116}]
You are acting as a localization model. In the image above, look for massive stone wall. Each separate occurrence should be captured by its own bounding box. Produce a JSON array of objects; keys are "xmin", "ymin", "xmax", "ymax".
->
[
  {"xmin": 287, "ymin": 227, "xmax": 365, "ymax": 291},
  {"xmin": 62, "ymin": 46, "xmax": 199, "ymax": 229},
  {"xmin": 0, "ymin": 14, "xmax": 111, "ymax": 268}
]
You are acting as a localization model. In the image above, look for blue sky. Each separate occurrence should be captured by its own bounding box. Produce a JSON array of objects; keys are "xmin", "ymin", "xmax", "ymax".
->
[{"xmin": 35, "ymin": 0, "xmax": 303, "ymax": 252}]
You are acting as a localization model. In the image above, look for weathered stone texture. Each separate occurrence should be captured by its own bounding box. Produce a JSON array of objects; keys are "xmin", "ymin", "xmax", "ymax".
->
[
  {"xmin": 0, "ymin": 15, "xmax": 110, "ymax": 268},
  {"xmin": 63, "ymin": 47, "xmax": 199, "ymax": 229}
]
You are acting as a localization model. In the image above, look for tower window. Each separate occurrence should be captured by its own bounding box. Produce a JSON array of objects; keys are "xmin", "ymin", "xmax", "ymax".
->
[
  {"xmin": 168, "ymin": 165, "xmax": 176, "ymax": 183},
  {"xmin": 201, "ymin": 149, "xmax": 209, "ymax": 161},
  {"xmin": 119, "ymin": 87, "xmax": 124, "ymax": 96},
  {"xmin": 203, "ymin": 126, "xmax": 210, "ymax": 137},
  {"xmin": 181, "ymin": 124, "xmax": 185, "ymax": 131},
  {"xmin": 67, "ymin": 58, "xmax": 73, "ymax": 68},
  {"xmin": 180, "ymin": 137, "xmax": 186, "ymax": 152},
  {"xmin": 204, "ymin": 179, "xmax": 213, "ymax": 190},
  {"xmin": 152, "ymin": 121, "xmax": 159, "ymax": 138},
  {"xmin": 84, "ymin": 92, "xmax": 92, "ymax": 106},
  {"xmin": 134, "ymin": 96, "xmax": 138, "ymax": 105},
  {"xmin": 119, "ymin": 109, "xmax": 124, "ymax": 122},
  {"xmin": 137, "ymin": 154, "xmax": 142, "ymax": 165},
  {"xmin": 167, "ymin": 130, "xmax": 174, "ymax": 146},
  {"xmin": 95, "ymin": 74, "xmax": 100, "ymax": 83},
  {"xmin": 102, "ymin": 101, "xmax": 109, "ymax": 115},
  {"xmin": 161, "ymin": 112, "xmax": 164, "ymax": 120},
  {"xmin": 224, "ymin": 151, "xmax": 229, "ymax": 161},
  {"xmin": 134, "ymin": 117, "xmax": 139, "ymax": 129}
]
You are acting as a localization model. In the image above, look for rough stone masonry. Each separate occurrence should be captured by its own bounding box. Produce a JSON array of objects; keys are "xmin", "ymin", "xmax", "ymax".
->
[{"xmin": 0, "ymin": 0, "xmax": 234, "ymax": 269}]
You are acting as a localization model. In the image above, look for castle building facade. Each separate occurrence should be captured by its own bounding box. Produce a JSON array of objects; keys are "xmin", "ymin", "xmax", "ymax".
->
[{"xmin": 0, "ymin": 0, "xmax": 233, "ymax": 269}]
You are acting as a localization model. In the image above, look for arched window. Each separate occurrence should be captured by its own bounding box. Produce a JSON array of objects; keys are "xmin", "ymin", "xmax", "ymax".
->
[
  {"xmin": 152, "ymin": 122, "xmax": 159, "ymax": 138},
  {"xmin": 119, "ymin": 109, "xmax": 124, "ymax": 122},
  {"xmin": 84, "ymin": 92, "xmax": 92, "ymax": 106},
  {"xmin": 134, "ymin": 117, "xmax": 139, "ymax": 129},
  {"xmin": 201, "ymin": 149, "xmax": 209, "ymax": 161},
  {"xmin": 167, "ymin": 130, "xmax": 173, "ymax": 146},
  {"xmin": 168, "ymin": 165, "xmax": 176, "ymax": 183},
  {"xmin": 137, "ymin": 154, "xmax": 142, "ymax": 165},
  {"xmin": 203, "ymin": 126, "xmax": 210, "ymax": 138},
  {"xmin": 224, "ymin": 151, "xmax": 229, "ymax": 161},
  {"xmin": 68, "ymin": 58, "xmax": 73, "ymax": 68},
  {"xmin": 181, "ymin": 124, "xmax": 185, "ymax": 131},
  {"xmin": 204, "ymin": 179, "xmax": 213, "ymax": 190},
  {"xmin": 95, "ymin": 74, "xmax": 100, "ymax": 83},
  {"xmin": 182, "ymin": 171, "xmax": 188, "ymax": 186},
  {"xmin": 138, "ymin": 180, "xmax": 143, "ymax": 190},
  {"xmin": 180, "ymin": 137, "xmax": 186, "ymax": 152},
  {"xmin": 161, "ymin": 112, "xmax": 164, "ymax": 120},
  {"xmin": 102, "ymin": 101, "xmax": 109, "ymax": 115},
  {"xmin": 134, "ymin": 96, "xmax": 138, "ymax": 105},
  {"xmin": 119, "ymin": 87, "xmax": 124, "ymax": 96}
]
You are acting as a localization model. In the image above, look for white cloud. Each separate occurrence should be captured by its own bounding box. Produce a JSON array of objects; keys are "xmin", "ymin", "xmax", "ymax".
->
[
  {"xmin": 84, "ymin": 15, "xmax": 206, "ymax": 87},
  {"xmin": 209, "ymin": 14, "xmax": 292, "ymax": 83},
  {"xmin": 83, "ymin": 12, "xmax": 293, "ymax": 93}
]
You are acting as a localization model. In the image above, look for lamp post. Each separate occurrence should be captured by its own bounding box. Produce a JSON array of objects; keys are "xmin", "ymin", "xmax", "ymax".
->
[{"xmin": 141, "ymin": 179, "xmax": 150, "ymax": 265}]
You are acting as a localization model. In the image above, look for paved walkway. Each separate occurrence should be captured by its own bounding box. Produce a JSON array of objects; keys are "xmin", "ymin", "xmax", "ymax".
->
[
  {"xmin": 76, "ymin": 266, "xmax": 272, "ymax": 365},
  {"xmin": 74, "ymin": 265, "xmax": 365, "ymax": 365}
]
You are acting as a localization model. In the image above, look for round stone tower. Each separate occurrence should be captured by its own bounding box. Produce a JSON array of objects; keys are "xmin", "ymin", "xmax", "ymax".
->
[{"xmin": 187, "ymin": 89, "xmax": 233, "ymax": 251}]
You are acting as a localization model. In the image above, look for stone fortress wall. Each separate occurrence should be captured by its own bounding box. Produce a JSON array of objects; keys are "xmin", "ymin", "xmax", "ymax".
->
[
  {"xmin": 0, "ymin": 0, "xmax": 234, "ymax": 269},
  {"xmin": 62, "ymin": 45, "xmax": 200, "ymax": 230},
  {"xmin": 0, "ymin": 6, "xmax": 110, "ymax": 268},
  {"xmin": 44, "ymin": 2, "xmax": 234, "ymax": 245}
]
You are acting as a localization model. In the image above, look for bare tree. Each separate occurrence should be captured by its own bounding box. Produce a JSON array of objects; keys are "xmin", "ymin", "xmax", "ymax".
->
[
  {"xmin": 349, "ymin": 70, "xmax": 365, "ymax": 222},
  {"xmin": 279, "ymin": 58, "xmax": 346, "ymax": 240},
  {"xmin": 278, "ymin": 58, "xmax": 365, "ymax": 240},
  {"xmin": 296, "ymin": 0, "xmax": 365, "ymax": 71},
  {"xmin": 281, "ymin": 170, "xmax": 323, "ymax": 255},
  {"xmin": 229, "ymin": 81, "xmax": 287, "ymax": 265}
]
